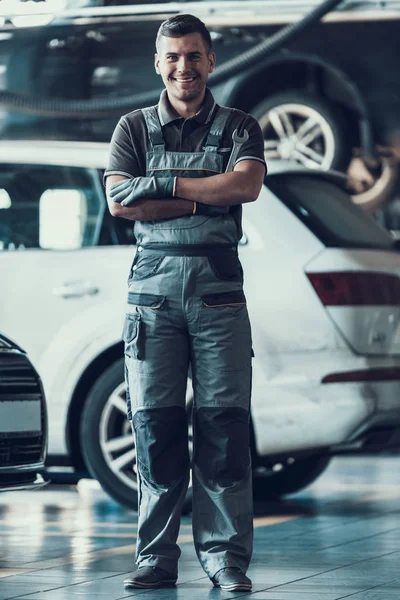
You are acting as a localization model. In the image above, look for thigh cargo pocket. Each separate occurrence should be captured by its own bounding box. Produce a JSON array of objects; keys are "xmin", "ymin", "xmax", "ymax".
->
[
  {"xmin": 122, "ymin": 314, "xmax": 144, "ymax": 360},
  {"xmin": 124, "ymin": 294, "xmax": 168, "ymax": 362},
  {"xmin": 198, "ymin": 289, "xmax": 251, "ymax": 372}
]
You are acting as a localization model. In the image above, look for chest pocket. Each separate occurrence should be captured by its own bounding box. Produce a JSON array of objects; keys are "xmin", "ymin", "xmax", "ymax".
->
[{"xmin": 146, "ymin": 151, "xmax": 223, "ymax": 178}]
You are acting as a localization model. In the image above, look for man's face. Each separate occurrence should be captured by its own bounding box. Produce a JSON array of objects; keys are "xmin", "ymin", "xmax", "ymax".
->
[{"xmin": 155, "ymin": 33, "xmax": 215, "ymax": 104}]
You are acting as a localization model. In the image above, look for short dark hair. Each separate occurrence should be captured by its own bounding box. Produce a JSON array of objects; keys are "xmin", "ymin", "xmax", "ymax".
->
[{"xmin": 156, "ymin": 14, "xmax": 212, "ymax": 54}]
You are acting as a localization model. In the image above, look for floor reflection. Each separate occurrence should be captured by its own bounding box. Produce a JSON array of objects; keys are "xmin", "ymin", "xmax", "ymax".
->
[{"xmin": 0, "ymin": 456, "xmax": 399, "ymax": 599}]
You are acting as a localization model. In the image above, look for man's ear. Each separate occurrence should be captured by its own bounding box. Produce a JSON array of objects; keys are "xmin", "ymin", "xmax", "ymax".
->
[
  {"xmin": 154, "ymin": 53, "xmax": 160, "ymax": 75},
  {"xmin": 208, "ymin": 51, "xmax": 216, "ymax": 74}
]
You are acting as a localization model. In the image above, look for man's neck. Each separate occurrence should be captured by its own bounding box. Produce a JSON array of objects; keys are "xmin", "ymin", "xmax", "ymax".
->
[{"xmin": 167, "ymin": 91, "xmax": 206, "ymax": 119}]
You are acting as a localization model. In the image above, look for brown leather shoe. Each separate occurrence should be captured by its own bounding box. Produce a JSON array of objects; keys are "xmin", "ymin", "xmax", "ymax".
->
[
  {"xmin": 211, "ymin": 567, "xmax": 252, "ymax": 592},
  {"xmin": 123, "ymin": 566, "xmax": 177, "ymax": 589}
]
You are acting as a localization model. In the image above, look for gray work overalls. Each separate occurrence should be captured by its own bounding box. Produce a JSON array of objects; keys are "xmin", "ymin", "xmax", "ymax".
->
[{"xmin": 122, "ymin": 105, "xmax": 253, "ymax": 579}]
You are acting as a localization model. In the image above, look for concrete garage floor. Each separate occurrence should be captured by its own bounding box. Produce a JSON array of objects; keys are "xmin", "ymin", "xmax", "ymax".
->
[{"xmin": 0, "ymin": 456, "xmax": 400, "ymax": 600}]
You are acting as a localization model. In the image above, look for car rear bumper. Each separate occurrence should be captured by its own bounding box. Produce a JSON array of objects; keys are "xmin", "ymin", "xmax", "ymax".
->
[
  {"xmin": 253, "ymin": 378, "xmax": 400, "ymax": 457},
  {"xmin": 331, "ymin": 410, "xmax": 400, "ymax": 454}
]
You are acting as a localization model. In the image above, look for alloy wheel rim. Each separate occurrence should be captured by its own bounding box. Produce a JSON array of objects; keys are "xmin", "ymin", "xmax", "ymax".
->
[
  {"xmin": 99, "ymin": 381, "xmax": 137, "ymax": 489},
  {"xmin": 259, "ymin": 103, "xmax": 336, "ymax": 170},
  {"xmin": 349, "ymin": 156, "xmax": 399, "ymax": 209},
  {"xmin": 99, "ymin": 379, "xmax": 194, "ymax": 491}
]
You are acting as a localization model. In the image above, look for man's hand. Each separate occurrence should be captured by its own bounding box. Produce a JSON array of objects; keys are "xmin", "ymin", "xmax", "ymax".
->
[
  {"xmin": 110, "ymin": 176, "xmax": 174, "ymax": 206},
  {"xmin": 105, "ymin": 176, "xmax": 194, "ymax": 220}
]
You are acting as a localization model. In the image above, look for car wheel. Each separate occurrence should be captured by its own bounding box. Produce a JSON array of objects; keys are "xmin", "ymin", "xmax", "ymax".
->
[
  {"xmin": 252, "ymin": 91, "xmax": 351, "ymax": 171},
  {"xmin": 80, "ymin": 358, "xmax": 193, "ymax": 513},
  {"xmin": 253, "ymin": 454, "xmax": 331, "ymax": 498},
  {"xmin": 347, "ymin": 154, "xmax": 399, "ymax": 212}
]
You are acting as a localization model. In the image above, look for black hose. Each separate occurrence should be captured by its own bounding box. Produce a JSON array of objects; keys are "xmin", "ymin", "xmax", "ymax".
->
[
  {"xmin": 0, "ymin": 0, "xmax": 344, "ymax": 117},
  {"xmin": 209, "ymin": 0, "xmax": 344, "ymax": 85}
]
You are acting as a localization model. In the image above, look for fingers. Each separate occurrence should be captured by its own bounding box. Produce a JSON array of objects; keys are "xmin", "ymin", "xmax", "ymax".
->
[
  {"xmin": 121, "ymin": 196, "xmax": 136, "ymax": 207},
  {"xmin": 109, "ymin": 179, "xmax": 133, "ymax": 198},
  {"xmin": 109, "ymin": 179, "xmax": 137, "ymax": 205}
]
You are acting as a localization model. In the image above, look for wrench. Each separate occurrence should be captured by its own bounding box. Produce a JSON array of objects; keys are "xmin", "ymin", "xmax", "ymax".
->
[{"xmin": 225, "ymin": 128, "xmax": 249, "ymax": 172}]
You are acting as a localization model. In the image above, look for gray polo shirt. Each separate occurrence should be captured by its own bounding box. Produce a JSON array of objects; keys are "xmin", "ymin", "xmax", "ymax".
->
[{"xmin": 104, "ymin": 88, "xmax": 266, "ymax": 180}]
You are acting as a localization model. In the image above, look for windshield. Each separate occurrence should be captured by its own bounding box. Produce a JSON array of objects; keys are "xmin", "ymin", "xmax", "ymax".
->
[{"xmin": 267, "ymin": 174, "xmax": 394, "ymax": 251}]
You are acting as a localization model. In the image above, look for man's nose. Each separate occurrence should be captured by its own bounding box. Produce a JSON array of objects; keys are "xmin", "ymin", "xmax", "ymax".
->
[{"xmin": 177, "ymin": 56, "xmax": 191, "ymax": 72}]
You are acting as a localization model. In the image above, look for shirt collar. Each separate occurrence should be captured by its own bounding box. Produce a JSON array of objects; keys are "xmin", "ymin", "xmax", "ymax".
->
[{"xmin": 158, "ymin": 88, "xmax": 217, "ymax": 126}]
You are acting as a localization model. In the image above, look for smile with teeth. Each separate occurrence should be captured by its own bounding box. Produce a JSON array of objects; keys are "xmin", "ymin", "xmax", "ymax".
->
[{"xmin": 173, "ymin": 76, "xmax": 197, "ymax": 82}]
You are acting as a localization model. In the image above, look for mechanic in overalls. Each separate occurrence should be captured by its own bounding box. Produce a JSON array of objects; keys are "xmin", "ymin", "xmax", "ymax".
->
[{"xmin": 104, "ymin": 14, "xmax": 266, "ymax": 593}]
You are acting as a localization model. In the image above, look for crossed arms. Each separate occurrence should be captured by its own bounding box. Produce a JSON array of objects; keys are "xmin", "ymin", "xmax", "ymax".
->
[{"xmin": 106, "ymin": 159, "xmax": 265, "ymax": 222}]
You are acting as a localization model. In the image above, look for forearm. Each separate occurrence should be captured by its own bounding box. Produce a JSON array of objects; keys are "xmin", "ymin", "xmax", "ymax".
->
[
  {"xmin": 175, "ymin": 171, "xmax": 259, "ymax": 206},
  {"xmin": 110, "ymin": 197, "xmax": 194, "ymax": 221},
  {"xmin": 106, "ymin": 175, "xmax": 194, "ymax": 220},
  {"xmin": 106, "ymin": 160, "xmax": 265, "ymax": 212}
]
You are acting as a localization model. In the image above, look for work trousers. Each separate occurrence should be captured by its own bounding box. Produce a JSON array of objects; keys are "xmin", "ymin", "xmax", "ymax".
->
[{"xmin": 123, "ymin": 251, "xmax": 253, "ymax": 578}]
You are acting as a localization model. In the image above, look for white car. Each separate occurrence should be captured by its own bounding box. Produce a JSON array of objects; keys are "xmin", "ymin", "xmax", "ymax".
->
[{"xmin": 1, "ymin": 140, "xmax": 400, "ymax": 510}]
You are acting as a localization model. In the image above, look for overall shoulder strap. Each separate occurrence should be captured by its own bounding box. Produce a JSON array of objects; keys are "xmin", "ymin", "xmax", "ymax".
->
[
  {"xmin": 204, "ymin": 106, "xmax": 232, "ymax": 152},
  {"xmin": 141, "ymin": 106, "xmax": 165, "ymax": 151}
]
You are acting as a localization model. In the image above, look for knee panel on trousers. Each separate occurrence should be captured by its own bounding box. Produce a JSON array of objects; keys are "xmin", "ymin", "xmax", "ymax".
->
[
  {"xmin": 194, "ymin": 407, "xmax": 251, "ymax": 486},
  {"xmin": 133, "ymin": 407, "xmax": 189, "ymax": 486}
]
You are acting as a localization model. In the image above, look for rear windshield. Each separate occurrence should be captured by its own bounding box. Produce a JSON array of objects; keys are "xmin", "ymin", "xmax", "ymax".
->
[{"xmin": 267, "ymin": 174, "xmax": 394, "ymax": 250}]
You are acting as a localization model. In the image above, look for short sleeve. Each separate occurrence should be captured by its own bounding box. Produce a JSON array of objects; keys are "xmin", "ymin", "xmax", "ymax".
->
[
  {"xmin": 235, "ymin": 114, "xmax": 267, "ymax": 172},
  {"xmin": 103, "ymin": 116, "xmax": 141, "ymax": 185}
]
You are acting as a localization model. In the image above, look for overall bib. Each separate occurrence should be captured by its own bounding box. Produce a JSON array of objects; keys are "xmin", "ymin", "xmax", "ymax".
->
[{"xmin": 122, "ymin": 105, "xmax": 253, "ymax": 578}]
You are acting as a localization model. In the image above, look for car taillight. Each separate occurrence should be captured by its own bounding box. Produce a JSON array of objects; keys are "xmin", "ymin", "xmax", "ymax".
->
[
  {"xmin": 322, "ymin": 367, "xmax": 400, "ymax": 383},
  {"xmin": 307, "ymin": 271, "xmax": 400, "ymax": 306}
]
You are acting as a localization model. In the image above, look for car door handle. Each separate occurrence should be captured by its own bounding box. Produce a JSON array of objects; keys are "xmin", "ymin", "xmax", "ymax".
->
[{"xmin": 52, "ymin": 281, "xmax": 99, "ymax": 299}]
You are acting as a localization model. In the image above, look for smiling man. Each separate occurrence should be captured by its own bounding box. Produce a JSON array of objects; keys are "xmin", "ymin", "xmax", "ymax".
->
[
  {"xmin": 156, "ymin": 24, "xmax": 215, "ymax": 116},
  {"xmin": 104, "ymin": 14, "xmax": 266, "ymax": 593}
]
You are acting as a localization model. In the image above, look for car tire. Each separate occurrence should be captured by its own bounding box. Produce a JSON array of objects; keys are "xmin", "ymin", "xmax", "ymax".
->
[
  {"xmin": 80, "ymin": 358, "xmax": 193, "ymax": 513},
  {"xmin": 252, "ymin": 91, "xmax": 352, "ymax": 172},
  {"xmin": 348, "ymin": 155, "xmax": 399, "ymax": 212},
  {"xmin": 253, "ymin": 454, "xmax": 331, "ymax": 498}
]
